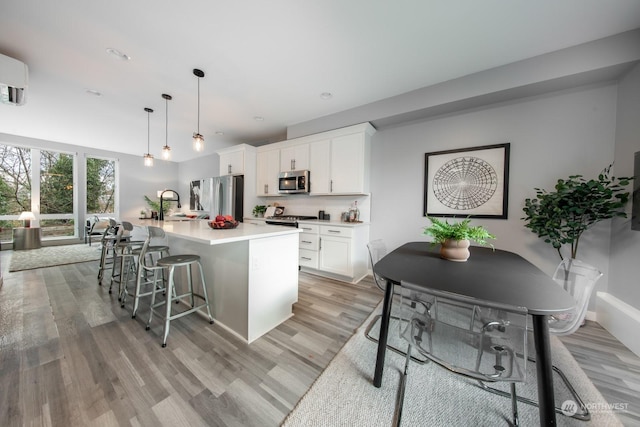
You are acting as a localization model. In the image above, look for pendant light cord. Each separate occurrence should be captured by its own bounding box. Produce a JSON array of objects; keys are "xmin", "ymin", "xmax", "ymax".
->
[
  {"xmin": 147, "ymin": 110, "xmax": 151, "ymax": 153},
  {"xmin": 197, "ymin": 76, "xmax": 200, "ymax": 134},
  {"xmin": 165, "ymin": 97, "xmax": 168, "ymax": 146}
]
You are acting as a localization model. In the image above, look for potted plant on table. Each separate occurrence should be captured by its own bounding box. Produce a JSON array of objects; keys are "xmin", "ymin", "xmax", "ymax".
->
[
  {"xmin": 522, "ymin": 164, "xmax": 632, "ymax": 261},
  {"xmin": 423, "ymin": 216, "xmax": 495, "ymax": 262}
]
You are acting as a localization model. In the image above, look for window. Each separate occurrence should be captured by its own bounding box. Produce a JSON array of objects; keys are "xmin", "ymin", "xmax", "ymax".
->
[
  {"xmin": 87, "ymin": 157, "xmax": 116, "ymax": 214},
  {"xmin": 40, "ymin": 150, "xmax": 76, "ymax": 238},
  {"xmin": 0, "ymin": 144, "xmax": 32, "ymax": 242}
]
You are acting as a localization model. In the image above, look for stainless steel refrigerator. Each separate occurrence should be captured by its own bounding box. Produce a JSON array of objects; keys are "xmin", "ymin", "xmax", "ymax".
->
[{"xmin": 205, "ymin": 175, "xmax": 243, "ymax": 221}]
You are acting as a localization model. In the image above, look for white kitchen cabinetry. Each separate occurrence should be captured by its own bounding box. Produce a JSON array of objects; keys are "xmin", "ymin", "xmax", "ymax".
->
[
  {"xmin": 308, "ymin": 123, "xmax": 375, "ymax": 195},
  {"xmin": 280, "ymin": 144, "xmax": 309, "ymax": 172},
  {"xmin": 256, "ymin": 149, "xmax": 280, "ymax": 196},
  {"xmin": 309, "ymin": 139, "xmax": 331, "ymax": 194},
  {"xmin": 218, "ymin": 146, "xmax": 246, "ymax": 176},
  {"xmin": 298, "ymin": 223, "xmax": 319, "ymax": 268},
  {"xmin": 298, "ymin": 221, "xmax": 369, "ymax": 283}
]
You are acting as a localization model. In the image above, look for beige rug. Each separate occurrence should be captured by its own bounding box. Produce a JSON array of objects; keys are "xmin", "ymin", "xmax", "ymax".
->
[
  {"xmin": 9, "ymin": 244, "xmax": 102, "ymax": 272},
  {"xmin": 282, "ymin": 305, "xmax": 623, "ymax": 427}
]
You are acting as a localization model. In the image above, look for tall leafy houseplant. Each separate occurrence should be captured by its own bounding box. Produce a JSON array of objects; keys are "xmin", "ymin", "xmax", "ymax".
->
[{"xmin": 522, "ymin": 165, "xmax": 632, "ymax": 260}]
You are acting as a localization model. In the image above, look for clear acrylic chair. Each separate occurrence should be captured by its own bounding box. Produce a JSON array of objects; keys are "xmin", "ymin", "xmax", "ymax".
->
[
  {"xmin": 395, "ymin": 280, "xmax": 528, "ymax": 427},
  {"xmin": 478, "ymin": 258, "xmax": 603, "ymax": 421},
  {"xmin": 364, "ymin": 240, "xmax": 426, "ymax": 364}
]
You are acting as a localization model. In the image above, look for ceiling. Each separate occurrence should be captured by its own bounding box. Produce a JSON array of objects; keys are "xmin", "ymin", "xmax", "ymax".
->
[{"xmin": 1, "ymin": 1, "xmax": 640, "ymax": 162}]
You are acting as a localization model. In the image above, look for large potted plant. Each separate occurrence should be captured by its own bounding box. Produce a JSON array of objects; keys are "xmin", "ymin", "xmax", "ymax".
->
[
  {"xmin": 423, "ymin": 216, "xmax": 495, "ymax": 262},
  {"xmin": 522, "ymin": 164, "xmax": 632, "ymax": 260}
]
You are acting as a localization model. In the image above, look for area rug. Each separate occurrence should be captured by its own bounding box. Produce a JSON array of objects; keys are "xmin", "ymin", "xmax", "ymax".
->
[
  {"xmin": 282, "ymin": 305, "xmax": 623, "ymax": 427},
  {"xmin": 9, "ymin": 244, "xmax": 102, "ymax": 272}
]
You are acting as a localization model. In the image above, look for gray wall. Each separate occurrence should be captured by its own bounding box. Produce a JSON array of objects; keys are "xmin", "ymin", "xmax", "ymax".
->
[
  {"xmin": 609, "ymin": 63, "xmax": 640, "ymax": 309},
  {"xmin": 370, "ymin": 83, "xmax": 620, "ymax": 309}
]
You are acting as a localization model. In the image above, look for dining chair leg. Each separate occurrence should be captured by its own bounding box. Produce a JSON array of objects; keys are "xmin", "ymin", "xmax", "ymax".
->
[{"xmin": 394, "ymin": 343, "xmax": 412, "ymax": 427}]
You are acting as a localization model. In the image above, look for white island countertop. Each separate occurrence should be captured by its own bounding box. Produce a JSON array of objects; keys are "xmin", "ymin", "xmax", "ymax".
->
[{"xmin": 132, "ymin": 219, "xmax": 301, "ymax": 245}]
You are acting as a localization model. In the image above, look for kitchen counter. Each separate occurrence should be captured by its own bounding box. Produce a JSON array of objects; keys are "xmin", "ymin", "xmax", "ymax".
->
[
  {"xmin": 135, "ymin": 219, "xmax": 301, "ymax": 245},
  {"xmin": 132, "ymin": 219, "xmax": 301, "ymax": 343}
]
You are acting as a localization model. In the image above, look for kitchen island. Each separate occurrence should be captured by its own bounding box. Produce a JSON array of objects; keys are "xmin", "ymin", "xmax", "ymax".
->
[{"xmin": 133, "ymin": 219, "xmax": 301, "ymax": 343}]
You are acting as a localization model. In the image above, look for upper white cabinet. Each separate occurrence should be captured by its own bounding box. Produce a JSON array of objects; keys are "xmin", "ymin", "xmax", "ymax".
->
[
  {"xmin": 252, "ymin": 122, "xmax": 375, "ymax": 197},
  {"xmin": 308, "ymin": 123, "xmax": 375, "ymax": 195},
  {"xmin": 218, "ymin": 146, "xmax": 247, "ymax": 176},
  {"xmin": 309, "ymin": 139, "xmax": 331, "ymax": 194},
  {"xmin": 280, "ymin": 144, "xmax": 309, "ymax": 172},
  {"xmin": 256, "ymin": 148, "xmax": 280, "ymax": 196}
]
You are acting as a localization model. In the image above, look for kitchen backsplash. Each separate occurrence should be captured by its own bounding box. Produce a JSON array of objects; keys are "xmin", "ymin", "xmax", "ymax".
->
[{"xmin": 254, "ymin": 194, "xmax": 371, "ymax": 222}]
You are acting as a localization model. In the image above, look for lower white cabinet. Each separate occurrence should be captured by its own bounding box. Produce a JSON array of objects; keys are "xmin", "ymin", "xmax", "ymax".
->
[
  {"xmin": 298, "ymin": 222, "xmax": 369, "ymax": 283},
  {"xmin": 298, "ymin": 224, "xmax": 319, "ymax": 268}
]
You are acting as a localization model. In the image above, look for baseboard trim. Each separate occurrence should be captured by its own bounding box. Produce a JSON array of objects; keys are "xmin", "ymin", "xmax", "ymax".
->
[{"xmin": 596, "ymin": 292, "xmax": 640, "ymax": 358}]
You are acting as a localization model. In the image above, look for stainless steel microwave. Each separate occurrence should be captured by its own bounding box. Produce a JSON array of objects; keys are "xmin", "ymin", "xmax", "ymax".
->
[{"xmin": 278, "ymin": 170, "xmax": 310, "ymax": 194}]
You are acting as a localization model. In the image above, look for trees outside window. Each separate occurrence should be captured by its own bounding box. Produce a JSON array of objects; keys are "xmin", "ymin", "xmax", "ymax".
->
[
  {"xmin": 0, "ymin": 145, "xmax": 32, "ymax": 241},
  {"xmin": 40, "ymin": 150, "xmax": 75, "ymax": 238},
  {"xmin": 87, "ymin": 157, "xmax": 116, "ymax": 214}
]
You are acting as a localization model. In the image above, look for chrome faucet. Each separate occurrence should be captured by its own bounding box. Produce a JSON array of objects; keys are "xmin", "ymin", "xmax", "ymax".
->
[{"xmin": 159, "ymin": 189, "xmax": 181, "ymax": 221}]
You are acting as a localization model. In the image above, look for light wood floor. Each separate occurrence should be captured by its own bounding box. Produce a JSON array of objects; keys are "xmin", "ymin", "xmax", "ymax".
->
[{"xmin": 1, "ymin": 250, "xmax": 639, "ymax": 426}]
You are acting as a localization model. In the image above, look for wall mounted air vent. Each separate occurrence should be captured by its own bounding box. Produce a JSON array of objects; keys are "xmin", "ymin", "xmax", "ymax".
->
[{"xmin": 0, "ymin": 53, "xmax": 28, "ymax": 106}]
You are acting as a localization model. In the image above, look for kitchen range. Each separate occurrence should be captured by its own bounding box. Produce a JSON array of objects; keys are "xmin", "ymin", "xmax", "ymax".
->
[{"xmin": 264, "ymin": 206, "xmax": 317, "ymax": 227}]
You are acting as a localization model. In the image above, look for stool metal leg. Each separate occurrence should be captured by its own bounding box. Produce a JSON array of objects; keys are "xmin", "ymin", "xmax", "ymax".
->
[
  {"xmin": 197, "ymin": 261, "xmax": 214, "ymax": 323},
  {"xmin": 161, "ymin": 266, "xmax": 176, "ymax": 347}
]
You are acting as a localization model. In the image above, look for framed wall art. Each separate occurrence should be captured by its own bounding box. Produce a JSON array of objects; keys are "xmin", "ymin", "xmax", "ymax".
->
[{"xmin": 424, "ymin": 143, "xmax": 510, "ymax": 219}]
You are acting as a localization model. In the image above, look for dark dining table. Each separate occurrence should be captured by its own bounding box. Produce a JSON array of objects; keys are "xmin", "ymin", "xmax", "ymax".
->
[{"xmin": 373, "ymin": 242, "xmax": 576, "ymax": 426}]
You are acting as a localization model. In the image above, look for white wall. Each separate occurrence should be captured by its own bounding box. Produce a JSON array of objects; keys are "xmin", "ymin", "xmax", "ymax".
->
[
  {"xmin": 610, "ymin": 63, "xmax": 640, "ymax": 309},
  {"xmin": 370, "ymin": 83, "xmax": 620, "ymax": 308}
]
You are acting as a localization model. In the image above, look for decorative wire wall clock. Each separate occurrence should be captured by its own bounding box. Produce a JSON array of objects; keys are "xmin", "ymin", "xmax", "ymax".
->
[{"xmin": 424, "ymin": 143, "xmax": 510, "ymax": 218}]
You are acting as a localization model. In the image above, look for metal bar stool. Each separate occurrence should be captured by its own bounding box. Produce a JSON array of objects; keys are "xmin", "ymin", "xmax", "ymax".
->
[
  {"xmin": 97, "ymin": 219, "xmax": 118, "ymax": 284},
  {"xmin": 108, "ymin": 221, "xmax": 144, "ymax": 302},
  {"xmin": 129, "ymin": 226, "xmax": 171, "ymax": 318},
  {"xmin": 146, "ymin": 252, "xmax": 214, "ymax": 347}
]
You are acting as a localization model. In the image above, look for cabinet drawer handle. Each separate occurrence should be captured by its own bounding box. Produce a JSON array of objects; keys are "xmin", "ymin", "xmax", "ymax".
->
[
  {"xmin": 228, "ymin": 164, "xmax": 232, "ymax": 174},
  {"xmin": 301, "ymin": 257, "xmax": 312, "ymax": 261},
  {"xmin": 327, "ymin": 230, "xmax": 341, "ymax": 234},
  {"xmin": 301, "ymin": 240, "xmax": 313, "ymax": 244},
  {"xmin": 264, "ymin": 184, "xmax": 268, "ymax": 194},
  {"xmin": 300, "ymin": 227, "xmax": 312, "ymax": 231}
]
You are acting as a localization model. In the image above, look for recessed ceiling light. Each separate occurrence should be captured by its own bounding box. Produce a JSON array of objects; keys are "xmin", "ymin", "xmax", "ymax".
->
[
  {"xmin": 215, "ymin": 131, "xmax": 225, "ymax": 136},
  {"xmin": 253, "ymin": 116, "xmax": 264, "ymax": 121},
  {"xmin": 106, "ymin": 47, "xmax": 131, "ymax": 61},
  {"xmin": 85, "ymin": 89, "xmax": 102, "ymax": 97},
  {"xmin": 320, "ymin": 92, "xmax": 333, "ymax": 100}
]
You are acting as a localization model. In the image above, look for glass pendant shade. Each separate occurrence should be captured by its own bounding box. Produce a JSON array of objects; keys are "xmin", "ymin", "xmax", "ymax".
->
[
  {"xmin": 162, "ymin": 145, "xmax": 171, "ymax": 159},
  {"xmin": 143, "ymin": 107, "xmax": 154, "ymax": 167},
  {"xmin": 193, "ymin": 69, "xmax": 205, "ymax": 152},
  {"xmin": 193, "ymin": 132, "xmax": 204, "ymax": 152}
]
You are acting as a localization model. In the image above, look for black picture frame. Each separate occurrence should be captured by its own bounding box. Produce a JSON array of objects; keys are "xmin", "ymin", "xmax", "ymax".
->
[{"xmin": 424, "ymin": 143, "xmax": 510, "ymax": 219}]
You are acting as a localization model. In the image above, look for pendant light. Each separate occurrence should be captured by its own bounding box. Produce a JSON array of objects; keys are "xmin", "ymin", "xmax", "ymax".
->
[
  {"xmin": 143, "ymin": 107, "xmax": 154, "ymax": 167},
  {"xmin": 162, "ymin": 93, "xmax": 172, "ymax": 159},
  {"xmin": 192, "ymin": 68, "xmax": 205, "ymax": 152}
]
